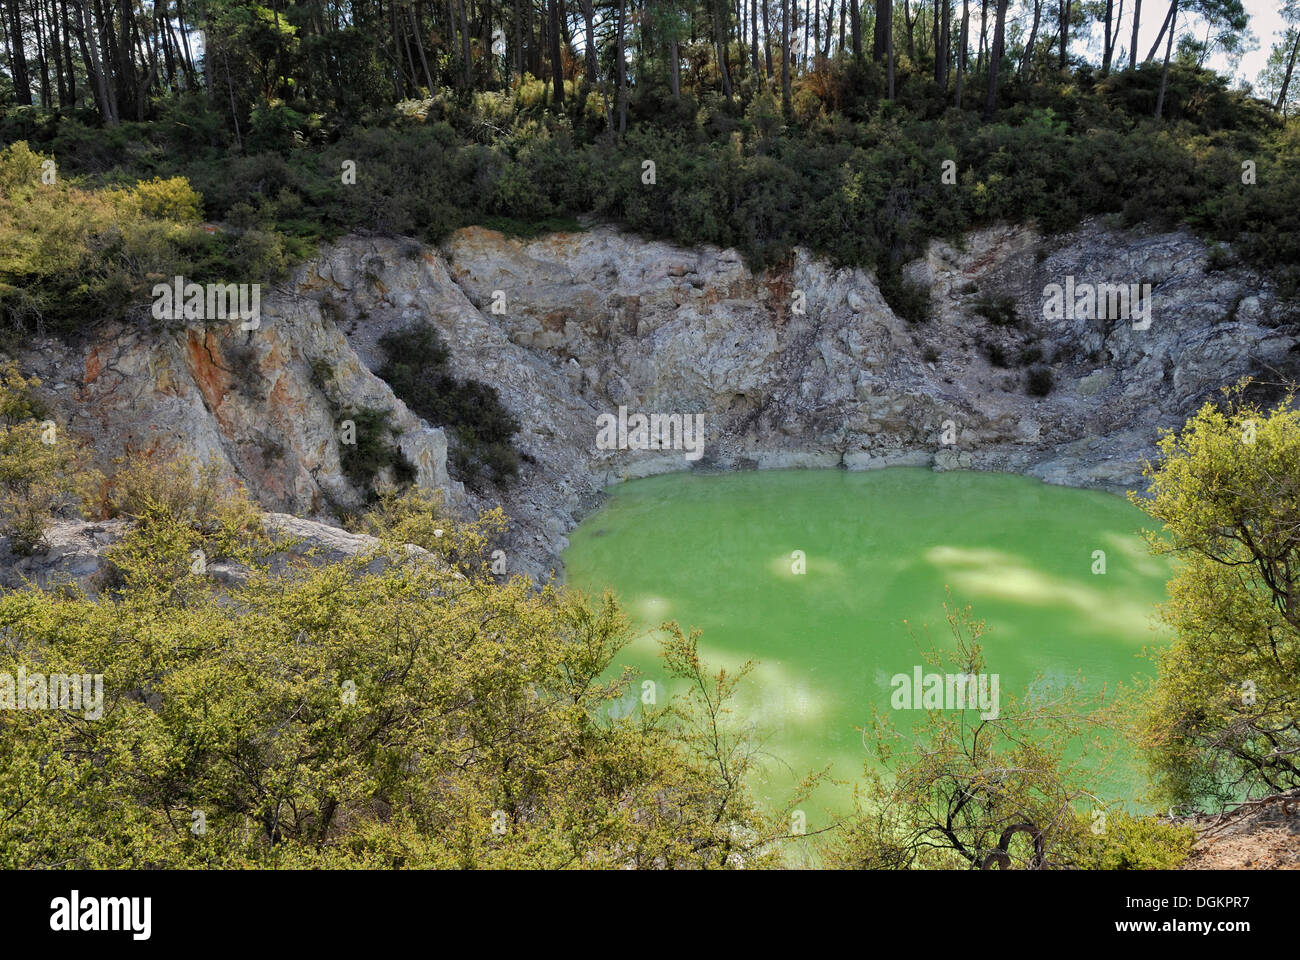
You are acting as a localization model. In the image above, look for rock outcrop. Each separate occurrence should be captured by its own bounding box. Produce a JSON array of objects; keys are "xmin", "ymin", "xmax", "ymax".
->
[
  {"xmin": 15, "ymin": 219, "xmax": 1296, "ymax": 580},
  {"xmin": 0, "ymin": 513, "xmax": 393, "ymax": 596}
]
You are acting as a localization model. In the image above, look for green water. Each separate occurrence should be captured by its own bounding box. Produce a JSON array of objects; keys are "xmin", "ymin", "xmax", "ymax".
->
[{"xmin": 562, "ymin": 467, "xmax": 1173, "ymax": 829}]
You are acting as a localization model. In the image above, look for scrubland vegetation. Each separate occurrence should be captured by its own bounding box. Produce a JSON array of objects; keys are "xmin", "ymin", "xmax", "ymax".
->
[{"xmin": 2, "ymin": 341, "xmax": 1296, "ymax": 868}]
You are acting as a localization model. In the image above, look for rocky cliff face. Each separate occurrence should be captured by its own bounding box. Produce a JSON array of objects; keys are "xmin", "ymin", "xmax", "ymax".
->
[
  {"xmin": 16, "ymin": 219, "xmax": 1295, "ymax": 580},
  {"xmin": 24, "ymin": 267, "xmax": 458, "ymax": 517}
]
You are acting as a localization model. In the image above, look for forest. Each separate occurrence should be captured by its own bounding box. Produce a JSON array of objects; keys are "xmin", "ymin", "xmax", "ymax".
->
[
  {"xmin": 0, "ymin": 0, "xmax": 1291, "ymax": 125},
  {"xmin": 1, "ymin": 0, "xmax": 1297, "ymax": 341}
]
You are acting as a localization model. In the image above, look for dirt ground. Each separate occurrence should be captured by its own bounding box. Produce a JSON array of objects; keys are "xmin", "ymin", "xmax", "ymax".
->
[{"xmin": 1186, "ymin": 792, "xmax": 1300, "ymax": 870}]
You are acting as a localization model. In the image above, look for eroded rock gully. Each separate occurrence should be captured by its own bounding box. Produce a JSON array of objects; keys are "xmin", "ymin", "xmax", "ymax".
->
[{"xmin": 15, "ymin": 219, "xmax": 1295, "ymax": 581}]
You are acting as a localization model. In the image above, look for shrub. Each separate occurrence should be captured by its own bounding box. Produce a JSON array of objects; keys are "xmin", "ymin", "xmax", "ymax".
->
[
  {"xmin": 1133, "ymin": 386, "xmax": 1300, "ymax": 807},
  {"xmin": 7, "ymin": 63, "xmax": 1299, "ymax": 345},
  {"xmin": 131, "ymin": 177, "xmax": 203, "ymax": 222},
  {"xmin": 336, "ymin": 407, "xmax": 417, "ymax": 496},
  {"xmin": 984, "ymin": 341, "xmax": 1010, "ymax": 368},
  {"xmin": 1076, "ymin": 812, "xmax": 1195, "ymax": 870},
  {"xmin": 0, "ymin": 141, "xmax": 261, "ymax": 336},
  {"xmin": 1019, "ymin": 344, "xmax": 1044, "ymax": 366},
  {"xmin": 0, "ymin": 459, "xmax": 802, "ymax": 869},
  {"xmin": 828, "ymin": 601, "xmax": 1118, "ymax": 870},
  {"xmin": 352, "ymin": 487, "xmax": 507, "ymax": 576},
  {"xmin": 1026, "ymin": 366, "xmax": 1055, "ymax": 396},
  {"xmin": 377, "ymin": 323, "xmax": 521, "ymax": 490},
  {"xmin": 87, "ymin": 452, "xmax": 271, "ymax": 584},
  {"xmin": 973, "ymin": 293, "xmax": 1020, "ymax": 327},
  {"xmin": 0, "ymin": 362, "xmax": 81, "ymax": 554},
  {"xmin": 99, "ymin": 453, "xmax": 251, "ymax": 531},
  {"xmin": 878, "ymin": 267, "xmax": 932, "ymax": 325}
]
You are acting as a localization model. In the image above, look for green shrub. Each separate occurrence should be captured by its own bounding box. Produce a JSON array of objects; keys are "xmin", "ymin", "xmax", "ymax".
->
[
  {"xmin": 0, "ymin": 141, "xmax": 279, "ymax": 337},
  {"xmin": 1077, "ymin": 812, "xmax": 1196, "ymax": 870},
  {"xmin": 1026, "ymin": 366, "xmax": 1055, "ymax": 396},
  {"xmin": 0, "ymin": 362, "xmax": 81, "ymax": 554},
  {"xmin": 879, "ymin": 267, "xmax": 932, "ymax": 325},
  {"xmin": 131, "ymin": 177, "xmax": 203, "ymax": 222},
  {"xmin": 337, "ymin": 407, "xmax": 417, "ymax": 496},
  {"xmin": 5, "ymin": 61, "xmax": 1298, "ymax": 345},
  {"xmin": 984, "ymin": 341, "xmax": 1010, "ymax": 368},
  {"xmin": 377, "ymin": 323, "xmax": 521, "ymax": 491},
  {"xmin": 973, "ymin": 293, "xmax": 1020, "ymax": 327},
  {"xmin": 1019, "ymin": 344, "xmax": 1044, "ymax": 366}
]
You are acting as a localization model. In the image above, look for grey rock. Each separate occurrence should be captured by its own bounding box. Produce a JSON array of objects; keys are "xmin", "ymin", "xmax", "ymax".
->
[{"xmin": 13, "ymin": 219, "xmax": 1294, "ymax": 583}]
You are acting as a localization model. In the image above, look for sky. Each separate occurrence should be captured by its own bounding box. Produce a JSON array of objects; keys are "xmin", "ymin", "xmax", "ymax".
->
[
  {"xmin": 1212, "ymin": 0, "xmax": 1288, "ymax": 84},
  {"xmin": 1079, "ymin": 0, "xmax": 1291, "ymax": 90}
]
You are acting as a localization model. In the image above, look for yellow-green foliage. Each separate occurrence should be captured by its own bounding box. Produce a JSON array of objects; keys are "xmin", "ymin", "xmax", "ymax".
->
[
  {"xmin": 92, "ymin": 453, "xmax": 265, "ymax": 578},
  {"xmin": 0, "ymin": 142, "xmax": 282, "ymax": 336},
  {"xmin": 1076, "ymin": 811, "xmax": 1196, "ymax": 870},
  {"xmin": 0, "ymin": 463, "xmax": 800, "ymax": 868},
  {"xmin": 1132, "ymin": 382, "xmax": 1300, "ymax": 808},
  {"xmin": 130, "ymin": 176, "xmax": 203, "ymax": 222},
  {"xmin": 350, "ymin": 487, "xmax": 507, "ymax": 576},
  {"xmin": 0, "ymin": 361, "xmax": 79, "ymax": 554}
]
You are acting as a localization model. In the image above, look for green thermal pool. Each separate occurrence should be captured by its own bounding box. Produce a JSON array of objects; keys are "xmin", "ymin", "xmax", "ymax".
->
[{"xmin": 562, "ymin": 467, "xmax": 1173, "ymax": 829}]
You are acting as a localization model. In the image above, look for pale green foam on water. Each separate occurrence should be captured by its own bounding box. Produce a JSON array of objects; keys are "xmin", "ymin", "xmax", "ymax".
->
[{"xmin": 562, "ymin": 468, "xmax": 1172, "ymax": 829}]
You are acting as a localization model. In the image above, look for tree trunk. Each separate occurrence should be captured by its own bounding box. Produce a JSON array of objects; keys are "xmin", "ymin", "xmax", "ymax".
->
[
  {"xmin": 1276, "ymin": 28, "xmax": 1300, "ymax": 113},
  {"xmin": 6, "ymin": 0, "xmax": 33, "ymax": 104},
  {"xmin": 763, "ymin": 0, "xmax": 773, "ymax": 75},
  {"xmin": 72, "ymin": 0, "xmax": 116, "ymax": 122},
  {"xmin": 849, "ymin": 0, "xmax": 861, "ymax": 60},
  {"xmin": 1145, "ymin": 0, "xmax": 1174, "ymax": 63},
  {"xmin": 781, "ymin": 0, "xmax": 791, "ymax": 109},
  {"xmin": 514, "ymin": 0, "xmax": 523, "ymax": 76},
  {"xmin": 549, "ymin": 0, "xmax": 564, "ymax": 103},
  {"xmin": 223, "ymin": 47, "xmax": 242, "ymax": 150},
  {"xmin": 1057, "ymin": 0, "xmax": 1069, "ymax": 69},
  {"xmin": 1153, "ymin": 0, "xmax": 1177, "ymax": 119},
  {"xmin": 928, "ymin": 0, "xmax": 936, "ymax": 67},
  {"xmin": 1129, "ymin": 0, "xmax": 1141, "ymax": 69},
  {"xmin": 814, "ymin": 0, "xmax": 821, "ymax": 65},
  {"xmin": 670, "ymin": 36, "xmax": 680, "ymax": 97},
  {"xmin": 955, "ymin": 0, "xmax": 968, "ymax": 105},
  {"xmin": 115, "ymin": 0, "xmax": 136, "ymax": 120},
  {"xmin": 174, "ymin": 0, "xmax": 197, "ymax": 88},
  {"xmin": 408, "ymin": 6, "xmax": 435, "ymax": 91},
  {"xmin": 715, "ymin": 0, "xmax": 733, "ymax": 98},
  {"xmin": 59, "ymin": 0, "xmax": 77, "ymax": 101},
  {"xmin": 1018, "ymin": 0, "xmax": 1040, "ymax": 79},
  {"xmin": 886, "ymin": 0, "xmax": 894, "ymax": 96},
  {"xmin": 1101, "ymin": 0, "xmax": 1113, "ymax": 73},
  {"xmin": 795, "ymin": 0, "xmax": 806, "ymax": 68},
  {"xmin": 935, "ymin": 0, "xmax": 949, "ymax": 87},
  {"xmin": 616, "ymin": 0, "xmax": 627, "ymax": 134},
  {"xmin": 871, "ymin": 0, "xmax": 888, "ymax": 63},
  {"xmin": 155, "ymin": 0, "xmax": 175, "ymax": 94},
  {"xmin": 454, "ymin": 0, "xmax": 471, "ymax": 86},
  {"xmin": 983, "ymin": 0, "xmax": 1007, "ymax": 119},
  {"xmin": 1107, "ymin": 0, "xmax": 1123, "ymax": 68}
]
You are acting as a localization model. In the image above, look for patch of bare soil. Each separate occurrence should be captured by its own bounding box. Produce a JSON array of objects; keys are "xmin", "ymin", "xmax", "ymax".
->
[{"xmin": 1185, "ymin": 790, "xmax": 1300, "ymax": 870}]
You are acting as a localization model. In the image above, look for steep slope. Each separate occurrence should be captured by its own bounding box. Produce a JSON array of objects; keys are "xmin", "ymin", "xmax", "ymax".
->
[{"xmin": 15, "ymin": 220, "xmax": 1295, "ymax": 579}]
